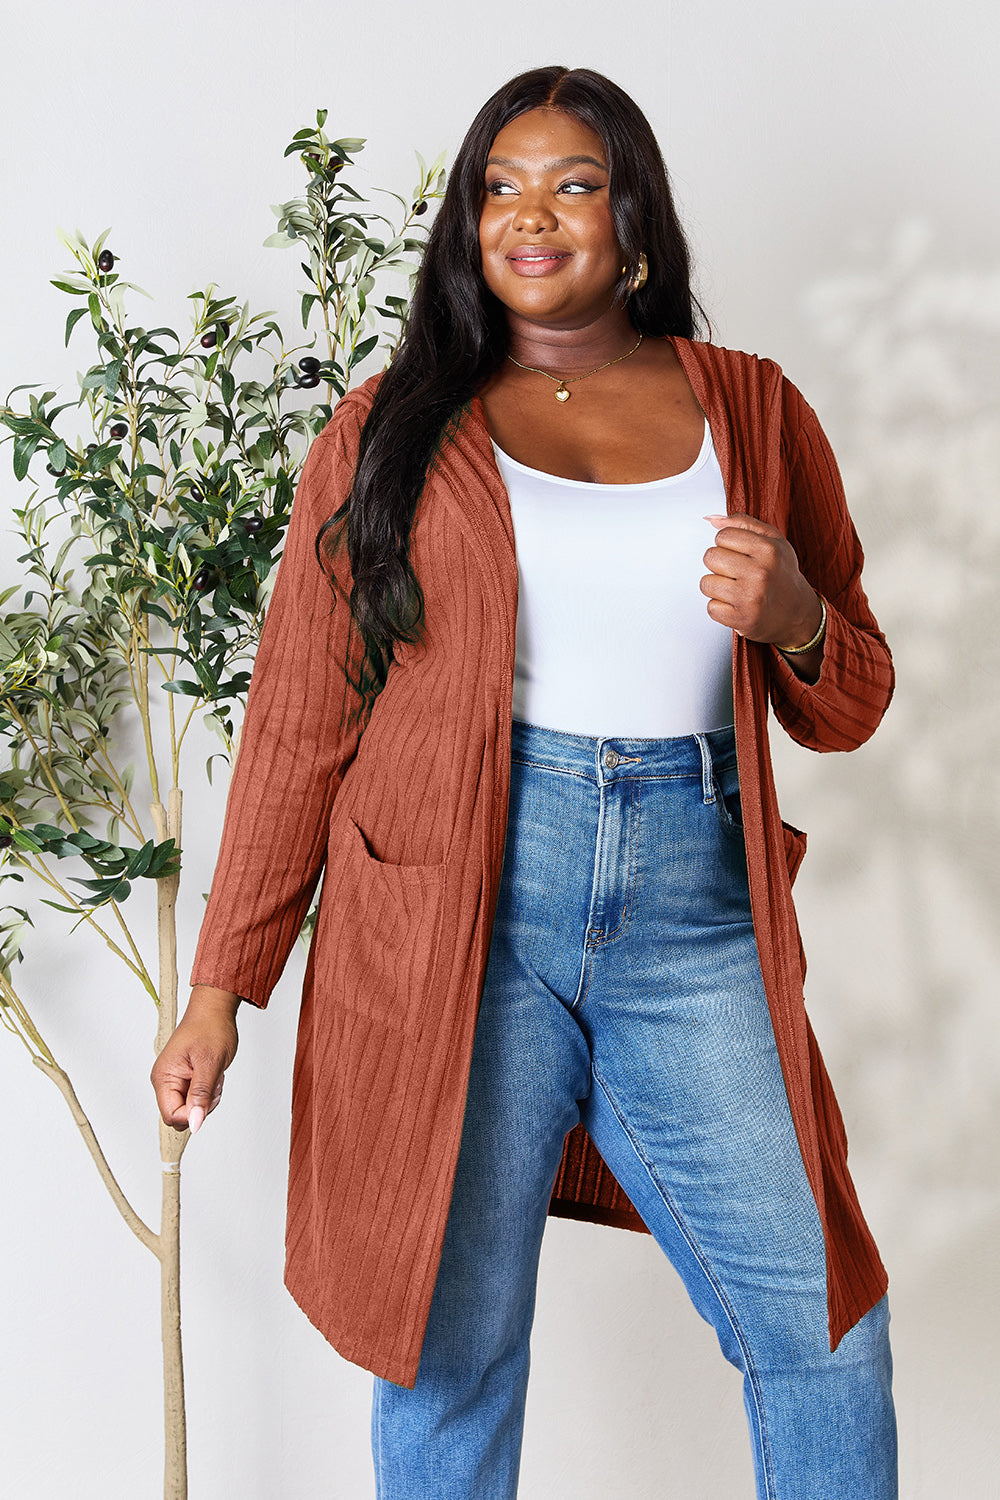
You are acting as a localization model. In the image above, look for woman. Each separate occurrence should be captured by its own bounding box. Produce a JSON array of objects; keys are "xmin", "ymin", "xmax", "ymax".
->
[{"xmin": 152, "ymin": 66, "xmax": 897, "ymax": 1498}]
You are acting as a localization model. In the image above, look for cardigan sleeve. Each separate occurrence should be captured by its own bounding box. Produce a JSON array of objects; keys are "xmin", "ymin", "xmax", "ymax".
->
[
  {"xmin": 189, "ymin": 391, "xmax": 370, "ymax": 1008},
  {"xmin": 767, "ymin": 383, "xmax": 895, "ymax": 753}
]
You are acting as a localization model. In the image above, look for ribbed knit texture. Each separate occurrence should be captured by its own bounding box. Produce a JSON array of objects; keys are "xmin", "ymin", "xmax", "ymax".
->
[{"xmin": 191, "ymin": 338, "xmax": 894, "ymax": 1386}]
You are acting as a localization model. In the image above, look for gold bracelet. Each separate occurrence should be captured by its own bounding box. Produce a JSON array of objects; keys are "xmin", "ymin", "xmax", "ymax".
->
[{"xmin": 776, "ymin": 596, "xmax": 827, "ymax": 655}]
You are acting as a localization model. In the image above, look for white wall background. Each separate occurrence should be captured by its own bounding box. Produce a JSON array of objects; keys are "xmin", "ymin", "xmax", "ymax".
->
[{"xmin": 2, "ymin": 1, "xmax": 998, "ymax": 1496}]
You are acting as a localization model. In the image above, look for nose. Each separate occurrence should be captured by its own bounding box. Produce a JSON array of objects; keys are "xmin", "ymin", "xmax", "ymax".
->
[{"xmin": 513, "ymin": 190, "xmax": 558, "ymax": 234}]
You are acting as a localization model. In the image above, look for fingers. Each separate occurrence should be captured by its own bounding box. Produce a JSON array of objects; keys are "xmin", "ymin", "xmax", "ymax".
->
[
  {"xmin": 704, "ymin": 530, "xmax": 786, "ymax": 578},
  {"xmin": 152, "ymin": 1054, "xmax": 224, "ymax": 1132},
  {"xmin": 700, "ymin": 513, "xmax": 816, "ymax": 644},
  {"xmin": 151, "ymin": 1017, "xmax": 236, "ymax": 1133},
  {"xmin": 700, "ymin": 571, "xmax": 745, "ymax": 608},
  {"xmin": 705, "ymin": 512, "xmax": 782, "ymax": 540},
  {"xmin": 184, "ymin": 1059, "xmax": 226, "ymax": 1126},
  {"xmin": 153, "ymin": 1068, "xmax": 194, "ymax": 1127},
  {"xmin": 705, "ymin": 596, "xmax": 741, "ymax": 631}
]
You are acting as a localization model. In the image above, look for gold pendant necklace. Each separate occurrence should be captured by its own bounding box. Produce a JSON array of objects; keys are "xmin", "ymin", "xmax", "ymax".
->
[{"xmin": 507, "ymin": 332, "xmax": 644, "ymax": 402}]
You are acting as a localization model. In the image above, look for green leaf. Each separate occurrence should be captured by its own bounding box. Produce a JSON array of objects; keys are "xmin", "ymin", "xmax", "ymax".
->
[
  {"xmin": 13, "ymin": 434, "xmax": 40, "ymax": 482},
  {"xmin": 30, "ymin": 824, "xmax": 68, "ymax": 843},
  {"xmin": 2, "ymin": 414, "xmax": 47, "ymax": 437},
  {"xmin": 104, "ymin": 358, "xmax": 124, "ymax": 397},
  {"xmin": 125, "ymin": 840, "xmax": 156, "ymax": 879},
  {"xmin": 219, "ymin": 369, "xmax": 236, "ymax": 405},
  {"xmin": 11, "ymin": 830, "xmax": 44, "ymax": 853},
  {"xmin": 64, "ymin": 306, "xmax": 89, "ymax": 346},
  {"xmin": 194, "ymin": 659, "xmax": 219, "ymax": 695}
]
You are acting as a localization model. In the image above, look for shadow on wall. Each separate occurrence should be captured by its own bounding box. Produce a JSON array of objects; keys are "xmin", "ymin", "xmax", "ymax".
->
[{"xmin": 787, "ymin": 220, "xmax": 1000, "ymax": 1277}]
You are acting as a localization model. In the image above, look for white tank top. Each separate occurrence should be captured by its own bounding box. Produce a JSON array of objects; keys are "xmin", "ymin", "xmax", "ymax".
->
[{"xmin": 491, "ymin": 420, "xmax": 734, "ymax": 738}]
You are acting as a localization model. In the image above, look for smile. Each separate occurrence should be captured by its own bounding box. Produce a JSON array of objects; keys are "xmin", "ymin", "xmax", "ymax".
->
[{"xmin": 506, "ymin": 250, "xmax": 572, "ymax": 277}]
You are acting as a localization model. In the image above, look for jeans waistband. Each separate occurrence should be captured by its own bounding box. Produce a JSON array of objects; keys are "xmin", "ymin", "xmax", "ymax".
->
[{"xmin": 510, "ymin": 718, "xmax": 737, "ymax": 788}]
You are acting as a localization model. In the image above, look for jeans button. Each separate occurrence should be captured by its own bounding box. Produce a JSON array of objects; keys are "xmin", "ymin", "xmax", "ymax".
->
[{"xmin": 603, "ymin": 749, "xmax": 619, "ymax": 768}]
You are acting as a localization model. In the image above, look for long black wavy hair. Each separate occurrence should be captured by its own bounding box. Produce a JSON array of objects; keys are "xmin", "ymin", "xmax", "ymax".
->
[{"xmin": 320, "ymin": 65, "xmax": 707, "ymax": 722}]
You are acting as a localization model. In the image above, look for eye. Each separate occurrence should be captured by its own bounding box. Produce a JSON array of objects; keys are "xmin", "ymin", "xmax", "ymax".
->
[
  {"xmin": 558, "ymin": 180, "xmax": 601, "ymax": 194},
  {"xmin": 485, "ymin": 180, "xmax": 518, "ymax": 196}
]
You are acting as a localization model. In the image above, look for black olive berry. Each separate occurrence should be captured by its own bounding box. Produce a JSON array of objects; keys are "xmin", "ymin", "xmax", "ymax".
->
[
  {"xmin": 243, "ymin": 514, "xmax": 265, "ymax": 536},
  {"xmin": 298, "ymin": 356, "xmax": 321, "ymax": 375},
  {"xmin": 192, "ymin": 567, "xmax": 215, "ymax": 591},
  {"xmin": 98, "ymin": 250, "xmax": 115, "ymax": 272},
  {"xmin": 413, "ymin": 200, "xmax": 428, "ymax": 216},
  {"xmin": 110, "ymin": 423, "xmax": 128, "ymax": 439},
  {"xmin": 46, "ymin": 464, "xmax": 66, "ymax": 477},
  {"xmin": 297, "ymin": 373, "xmax": 321, "ymax": 389},
  {"xmin": 201, "ymin": 322, "xmax": 229, "ymax": 349},
  {"xmin": 0, "ymin": 834, "xmax": 14, "ymax": 850}
]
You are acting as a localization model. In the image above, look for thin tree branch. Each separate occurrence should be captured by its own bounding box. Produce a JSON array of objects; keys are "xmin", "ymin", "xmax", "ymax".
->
[{"xmin": 32, "ymin": 1057, "xmax": 160, "ymax": 1255}]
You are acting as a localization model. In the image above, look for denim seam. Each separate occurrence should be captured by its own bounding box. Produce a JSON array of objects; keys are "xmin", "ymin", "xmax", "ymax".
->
[
  {"xmin": 513, "ymin": 755, "xmax": 702, "ymax": 784},
  {"xmin": 694, "ymin": 731, "xmax": 716, "ymax": 803},
  {"xmin": 588, "ymin": 777, "xmax": 640, "ymax": 947},
  {"xmin": 372, "ymin": 1377, "xmax": 384, "ymax": 1497},
  {"xmin": 589, "ymin": 1064, "xmax": 777, "ymax": 1499},
  {"xmin": 572, "ymin": 777, "xmax": 608, "ymax": 1009},
  {"xmin": 514, "ymin": 722, "xmax": 735, "ymax": 746},
  {"xmin": 605, "ymin": 772, "xmax": 706, "ymax": 783},
  {"xmin": 511, "ymin": 757, "xmax": 593, "ymax": 781}
]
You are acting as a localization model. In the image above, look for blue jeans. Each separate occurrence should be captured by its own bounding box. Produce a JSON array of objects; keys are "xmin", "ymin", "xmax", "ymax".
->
[{"xmin": 372, "ymin": 720, "xmax": 897, "ymax": 1499}]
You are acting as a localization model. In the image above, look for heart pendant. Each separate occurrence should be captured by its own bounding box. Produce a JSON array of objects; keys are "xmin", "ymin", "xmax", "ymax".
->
[{"xmin": 555, "ymin": 384, "xmax": 570, "ymax": 402}]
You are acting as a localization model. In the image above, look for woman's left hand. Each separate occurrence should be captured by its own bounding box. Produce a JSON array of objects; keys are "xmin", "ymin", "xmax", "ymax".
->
[{"xmin": 701, "ymin": 513, "xmax": 822, "ymax": 651}]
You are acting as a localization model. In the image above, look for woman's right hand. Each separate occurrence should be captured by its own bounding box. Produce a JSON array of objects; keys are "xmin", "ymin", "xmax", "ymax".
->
[{"xmin": 151, "ymin": 985, "xmax": 241, "ymax": 1133}]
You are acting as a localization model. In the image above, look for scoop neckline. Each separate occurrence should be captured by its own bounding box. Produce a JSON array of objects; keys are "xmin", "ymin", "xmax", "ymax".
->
[{"xmin": 490, "ymin": 417, "xmax": 712, "ymax": 491}]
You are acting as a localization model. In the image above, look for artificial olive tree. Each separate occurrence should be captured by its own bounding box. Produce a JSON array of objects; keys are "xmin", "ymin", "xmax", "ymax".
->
[{"xmin": 0, "ymin": 111, "xmax": 444, "ymax": 1500}]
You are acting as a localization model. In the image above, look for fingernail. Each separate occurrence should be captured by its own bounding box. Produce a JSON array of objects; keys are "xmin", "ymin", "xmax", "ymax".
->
[
  {"xmin": 188, "ymin": 1105, "xmax": 206, "ymax": 1135},
  {"xmin": 704, "ymin": 514, "xmax": 727, "ymax": 522}
]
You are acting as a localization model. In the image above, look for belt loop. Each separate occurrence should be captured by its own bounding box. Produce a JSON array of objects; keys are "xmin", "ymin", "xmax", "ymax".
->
[{"xmin": 694, "ymin": 732, "xmax": 715, "ymax": 804}]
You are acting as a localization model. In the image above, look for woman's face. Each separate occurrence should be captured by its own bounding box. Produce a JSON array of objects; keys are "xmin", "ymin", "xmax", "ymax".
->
[{"xmin": 478, "ymin": 107, "xmax": 623, "ymax": 330}]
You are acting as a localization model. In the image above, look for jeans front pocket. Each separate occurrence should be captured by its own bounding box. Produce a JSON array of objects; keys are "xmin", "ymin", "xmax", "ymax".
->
[
  {"xmin": 712, "ymin": 755, "xmax": 745, "ymax": 839},
  {"xmin": 317, "ymin": 813, "xmax": 449, "ymax": 1034}
]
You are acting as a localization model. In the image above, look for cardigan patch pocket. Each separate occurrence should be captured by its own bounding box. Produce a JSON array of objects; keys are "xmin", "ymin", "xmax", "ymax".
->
[
  {"xmin": 318, "ymin": 813, "xmax": 449, "ymax": 1035},
  {"xmin": 780, "ymin": 820, "xmax": 807, "ymax": 886}
]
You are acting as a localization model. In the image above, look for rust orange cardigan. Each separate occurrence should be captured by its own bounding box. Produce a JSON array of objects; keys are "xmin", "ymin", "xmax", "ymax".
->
[{"xmin": 191, "ymin": 337, "xmax": 894, "ymax": 1388}]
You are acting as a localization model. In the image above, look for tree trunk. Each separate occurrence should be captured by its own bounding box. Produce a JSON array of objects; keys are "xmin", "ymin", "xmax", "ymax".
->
[{"xmin": 153, "ymin": 789, "xmax": 187, "ymax": 1500}]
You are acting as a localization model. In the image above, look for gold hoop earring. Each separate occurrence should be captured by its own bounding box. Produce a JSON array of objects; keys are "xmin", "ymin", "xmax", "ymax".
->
[{"xmin": 626, "ymin": 252, "xmax": 649, "ymax": 294}]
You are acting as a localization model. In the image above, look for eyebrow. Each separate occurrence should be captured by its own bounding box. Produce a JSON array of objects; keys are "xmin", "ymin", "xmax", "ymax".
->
[{"xmin": 485, "ymin": 154, "xmax": 608, "ymax": 172}]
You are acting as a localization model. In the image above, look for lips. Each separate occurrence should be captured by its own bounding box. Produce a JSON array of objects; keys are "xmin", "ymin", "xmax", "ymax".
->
[{"xmin": 506, "ymin": 246, "xmax": 571, "ymax": 277}]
